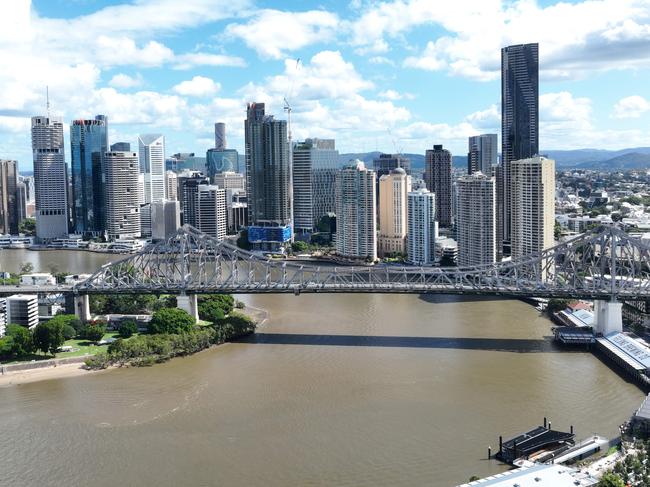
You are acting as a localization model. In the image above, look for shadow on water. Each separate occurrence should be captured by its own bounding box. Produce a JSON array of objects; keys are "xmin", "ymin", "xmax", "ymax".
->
[
  {"xmin": 235, "ymin": 333, "xmax": 578, "ymax": 354},
  {"xmin": 417, "ymin": 294, "xmax": 510, "ymax": 304}
]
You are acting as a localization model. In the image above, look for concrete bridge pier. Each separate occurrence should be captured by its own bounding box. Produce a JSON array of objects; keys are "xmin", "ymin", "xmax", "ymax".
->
[
  {"xmin": 594, "ymin": 299, "xmax": 623, "ymax": 336},
  {"xmin": 74, "ymin": 294, "xmax": 91, "ymax": 323},
  {"xmin": 177, "ymin": 293, "xmax": 199, "ymax": 322}
]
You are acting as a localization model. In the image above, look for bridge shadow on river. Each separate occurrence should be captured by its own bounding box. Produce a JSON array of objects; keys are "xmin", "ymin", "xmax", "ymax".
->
[{"xmin": 235, "ymin": 333, "xmax": 573, "ymax": 354}]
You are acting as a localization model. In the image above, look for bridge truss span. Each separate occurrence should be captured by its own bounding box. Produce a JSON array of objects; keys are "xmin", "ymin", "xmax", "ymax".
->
[{"xmin": 75, "ymin": 225, "xmax": 650, "ymax": 300}]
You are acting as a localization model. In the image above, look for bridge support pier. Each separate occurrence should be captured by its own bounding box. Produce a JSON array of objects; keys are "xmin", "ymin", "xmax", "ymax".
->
[
  {"xmin": 177, "ymin": 293, "xmax": 199, "ymax": 322},
  {"xmin": 594, "ymin": 299, "xmax": 623, "ymax": 336},
  {"xmin": 74, "ymin": 294, "xmax": 91, "ymax": 323}
]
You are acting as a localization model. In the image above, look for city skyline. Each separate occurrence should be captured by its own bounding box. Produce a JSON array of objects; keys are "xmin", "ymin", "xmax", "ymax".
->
[{"xmin": 2, "ymin": 0, "xmax": 650, "ymax": 172}]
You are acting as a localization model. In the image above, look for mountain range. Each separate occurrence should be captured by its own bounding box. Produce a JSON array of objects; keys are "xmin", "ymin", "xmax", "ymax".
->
[{"xmin": 339, "ymin": 148, "xmax": 650, "ymax": 172}]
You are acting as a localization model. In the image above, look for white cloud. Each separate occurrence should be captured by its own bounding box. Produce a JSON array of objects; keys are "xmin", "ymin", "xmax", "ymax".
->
[
  {"xmin": 109, "ymin": 73, "xmax": 144, "ymax": 89},
  {"xmin": 612, "ymin": 95, "xmax": 650, "ymax": 118},
  {"xmin": 173, "ymin": 76, "xmax": 221, "ymax": 97},
  {"xmin": 225, "ymin": 9, "xmax": 339, "ymax": 59},
  {"xmin": 173, "ymin": 52, "xmax": 247, "ymax": 70},
  {"xmin": 378, "ymin": 89, "xmax": 415, "ymax": 100},
  {"xmin": 353, "ymin": 0, "xmax": 650, "ymax": 81},
  {"xmin": 465, "ymin": 104, "xmax": 500, "ymax": 130}
]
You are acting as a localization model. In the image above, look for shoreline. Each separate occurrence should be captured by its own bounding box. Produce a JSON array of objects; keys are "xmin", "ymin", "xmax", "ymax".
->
[{"xmin": 0, "ymin": 303, "xmax": 269, "ymax": 388}]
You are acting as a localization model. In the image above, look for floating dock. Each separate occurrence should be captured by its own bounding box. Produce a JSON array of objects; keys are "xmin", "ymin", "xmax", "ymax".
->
[{"xmin": 495, "ymin": 421, "xmax": 575, "ymax": 464}]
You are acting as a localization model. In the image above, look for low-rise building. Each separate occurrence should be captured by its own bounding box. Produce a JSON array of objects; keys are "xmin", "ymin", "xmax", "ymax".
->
[
  {"xmin": 5, "ymin": 294, "xmax": 39, "ymax": 329},
  {"xmin": 20, "ymin": 273, "xmax": 56, "ymax": 286},
  {"xmin": 457, "ymin": 462, "xmax": 597, "ymax": 486}
]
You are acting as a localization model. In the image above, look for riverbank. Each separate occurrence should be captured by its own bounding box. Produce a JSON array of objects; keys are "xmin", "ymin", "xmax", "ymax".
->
[{"xmin": 0, "ymin": 304, "xmax": 268, "ymax": 387}]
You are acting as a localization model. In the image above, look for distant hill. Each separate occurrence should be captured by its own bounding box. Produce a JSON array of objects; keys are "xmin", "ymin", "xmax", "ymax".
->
[{"xmin": 339, "ymin": 147, "xmax": 650, "ymax": 172}]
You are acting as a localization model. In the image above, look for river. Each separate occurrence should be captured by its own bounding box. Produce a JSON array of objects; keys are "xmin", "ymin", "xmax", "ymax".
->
[{"xmin": 0, "ymin": 250, "xmax": 645, "ymax": 486}]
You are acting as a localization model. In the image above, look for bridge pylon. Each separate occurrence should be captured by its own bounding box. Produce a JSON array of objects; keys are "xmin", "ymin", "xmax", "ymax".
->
[
  {"xmin": 594, "ymin": 299, "xmax": 623, "ymax": 336},
  {"xmin": 74, "ymin": 294, "xmax": 91, "ymax": 323},
  {"xmin": 177, "ymin": 293, "xmax": 199, "ymax": 322}
]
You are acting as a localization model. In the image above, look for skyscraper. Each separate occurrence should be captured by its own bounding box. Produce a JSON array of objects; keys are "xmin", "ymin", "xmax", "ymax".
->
[
  {"xmin": 178, "ymin": 171, "xmax": 209, "ymax": 226},
  {"xmin": 0, "ymin": 160, "xmax": 19, "ymax": 235},
  {"xmin": 378, "ymin": 168, "xmax": 411, "ymax": 257},
  {"xmin": 196, "ymin": 185, "xmax": 227, "ymax": 241},
  {"xmin": 165, "ymin": 171, "xmax": 178, "ymax": 201},
  {"xmin": 138, "ymin": 134, "xmax": 166, "ymax": 204},
  {"xmin": 245, "ymin": 102, "xmax": 292, "ymax": 249},
  {"xmin": 71, "ymin": 115, "xmax": 108, "ymax": 235},
  {"xmin": 207, "ymin": 123, "xmax": 239, "ymax": 180},
  {"xmin": 32, "ymin": 115, "xmax": 68, "ymax": 240},
  {"xmin": 151, "ymin": 200, "xmax": 180, "ymax": 241},
  {"xmin": 373, "ymin": 153, "xmax": 411, "ymax": 179},
  {"xmin": 468, "ymin": 134, "xmax": 498, "ymax": 176},
  {"xmin": 105, "ymin": 150, "xmax": 141, "ymax": 240},
  {"xmin": 215, "ymin": 123, "xmax": 226, "ymax": 150},
  {"xmin": 292, "ymin": 138, "xmax": 339, "ymax": 234},
  {"xmin": 510, "ymin": 156, "xmax": 555, "ymax": 260},
  {"xmin": 335, "ymin": 160, "xmax": 376, "ymax": 261},
  {"xmin": 501, "ymin": 43, "xmax": 539, "ymax": 254},
  {"xmin": 424, "ymin": 144, "xmax": 452, "ymax": 228},
  {"xmin": 407, "ymin": 189, "xmax": 438, "ymax": 265},
  {"xmin": 456, "ymin": 172, "xmax": 496, "ymax": 267}
]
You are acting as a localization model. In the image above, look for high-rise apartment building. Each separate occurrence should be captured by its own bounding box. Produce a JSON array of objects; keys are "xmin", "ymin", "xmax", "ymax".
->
[
  {"xmin": 292, "ymin": 138, "xmax": 339, "ymax": 234},
  {"xmin": 424, "ymin": 144, "xmax": 452, "ymax": 228},
  {"xmin": 6, "ymin": 294, "xmax": 39, "ymax": 329},
  {"xmin": 32, "ymin": 116, "xmax": 68, "ymax": 240},
  {"xmin": 501, "ymin": 43, "xmax": 539, "ymax": 253},
  {"xmin": 456, "ymin": 172, "xmax": 496, "ymax": 267},
  {"xmin": 373, "ymin": 153, "xmax": 411, "ymax": 179},
  {"xmin": 468, "ymin": 134, "xmax": 497, "ymax": 176},
  {"xmin": 378, "ymin": 168, "xmax": 411, "ymax": 257},
  {"xmin": 0, "ymin": 160, "xmax": 19, "ymax": 235},
  {"xmin": 510, "ymin": 156, "xmax": 555, "ymax": 260},
  {"xmin": 196, "ymin": 185, "xmax": 227, "ymax": 241},
  {"xmin": 178, "ymin": 171, "xmax": 209, "ymax": 226},
  {"xmin": 105, "ymin": 151, "xmax": 141, "ymax": 240},
  {"xmin": 138, "ymin": 134, "xmax": 166, "ymax": 204},
  {"xmin": 15, "ymin": 181, "xmax": 27, "ymax": 224},
  {"xmin": 407, "ymin": 189, "xmax": 438, "ymax": 265},
  {"xmin": 335, "ymin": 160, "xmax": 376, "ymax": 261},
  {"xmin": 71, "ymin": 115, "xmax": 108, "ymax": 235},
  {"xmin": 151, "ymin": 200, "xmax": 180, "ymax": 241},
  {"xmin": 245, "ymin": 103, "xmax": 292, "ymax": 249},
  {"xmin": 165, "ymin": 171, "xmax": 178, "ymax": 201}
]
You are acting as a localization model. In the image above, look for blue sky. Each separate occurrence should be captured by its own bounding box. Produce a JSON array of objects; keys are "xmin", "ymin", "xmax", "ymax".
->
[{"xmin": 1, "ymin": 0, "xmax": 650, "ymax": 172}]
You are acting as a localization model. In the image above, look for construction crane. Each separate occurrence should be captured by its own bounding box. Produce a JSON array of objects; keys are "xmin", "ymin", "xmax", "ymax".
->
[{"xmin": 283, "ymin": 58, "xmax": 301, "ymax": 146}]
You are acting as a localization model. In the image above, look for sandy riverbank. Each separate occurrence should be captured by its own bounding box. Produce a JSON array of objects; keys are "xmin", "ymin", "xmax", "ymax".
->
[
  {"xmin": 0, "ymin": 304, "xmax": 269, "ymax": 388},
  {"xmin": 0, "ymin": 361, "xmax": 104, "ymax": 387}
]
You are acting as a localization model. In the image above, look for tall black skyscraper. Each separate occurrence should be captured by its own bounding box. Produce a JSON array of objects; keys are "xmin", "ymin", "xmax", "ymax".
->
[{"xmin": 500, "ymin": 43, "xmax": 539, "ymax": 255}]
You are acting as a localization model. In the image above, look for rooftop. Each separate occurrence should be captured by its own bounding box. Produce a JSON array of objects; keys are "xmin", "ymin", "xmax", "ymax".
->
[{"xmin": 457, "ymin": 462, "xmax": 597, "ymax": 487}]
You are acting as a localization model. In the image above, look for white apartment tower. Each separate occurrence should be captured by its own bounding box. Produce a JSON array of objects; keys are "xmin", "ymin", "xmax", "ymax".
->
[
  {"xmin": 456, "ymin": 172, "xmax": 496, "ymax": 267},
  {"xmin": 165, "ymin": 171, "xmax": 178, "ymax": 201},
  {"xmin": 510, "ymin": 156, "xmax": 556, "ymax": 259},
  {"xmin": 407, "ymin": 189, "xmax": 438, "ymax": 265},
  {"xmin": 378, "ymin": 168, "xmax": 411, "ymax": 257},
  {"xmin": 335, "ymin": 161, "xmax": 377, "ymax": 261},
  {"xmin": 6, "ymin": 294, "xmax": 39, "ymax": 330},
  {"xmin": 196, "ymin": 185, "xmax": 227, "ymax": 241},
  {"xmin": 32, "ymin": 116, "xmax": 69, "ymax": 240},
  {"xmin": 138, "ymin": 134, "xmax": 166, "ymax": 204},
  {"xmin": 105, "ymin": 151, "xmax": 141, "ymax": 240}
]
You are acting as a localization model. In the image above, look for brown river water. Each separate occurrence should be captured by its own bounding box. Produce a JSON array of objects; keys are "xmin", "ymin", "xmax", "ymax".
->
[{"xmin": 0, "ymin": 249, "xmax": 645, "ymax": 486}]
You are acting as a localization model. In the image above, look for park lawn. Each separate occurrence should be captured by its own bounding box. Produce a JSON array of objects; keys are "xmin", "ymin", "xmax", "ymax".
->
[{"xmin": 55, "ymin": 332, "xmax": 138, "ymax": 359}]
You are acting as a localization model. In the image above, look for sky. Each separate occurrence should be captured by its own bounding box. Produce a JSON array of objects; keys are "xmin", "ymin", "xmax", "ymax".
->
[{"xmin": 1, "ymin": 0, "xmax": 650, "ymax": 172}]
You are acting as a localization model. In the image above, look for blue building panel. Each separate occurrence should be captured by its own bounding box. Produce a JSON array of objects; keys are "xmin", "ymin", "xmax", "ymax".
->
[{"xmin": 248, "ymin": 225, "xmax": 292, "ymax": 243}]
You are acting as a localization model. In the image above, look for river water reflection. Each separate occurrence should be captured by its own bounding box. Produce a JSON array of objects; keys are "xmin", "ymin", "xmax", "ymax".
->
[{"xmin": 0, "ymin": 250, "xmax": 645, "ymax": 486}]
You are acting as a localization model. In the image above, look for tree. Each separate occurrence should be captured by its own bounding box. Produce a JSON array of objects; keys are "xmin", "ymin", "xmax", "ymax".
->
[
  {"xmin": 32, "ymin": 321, "xmax": 66, "ymax": 355},
  {"xmin": 62, "ymin": 325, "xmax": 77, "ymax": 340},
  {"xmin": 2, "ymin": 324, "xmax": 34, "ymax": 357},
  {"xmin": 197, "ymin": 294, "xmax": 234, "ymax": 316},
  {"xmin": 18, "ymin": 218, "xmax": 36, "ymax": 236},
  {"xmin": 148, "ymin": 308, "xmax": 195, "ymax": 335},
  {"xmin": 118, "ymin": 320, "xmax": 138, "ymax": 339},
  {"xmin": 198, "ymin": 300, "xmax": 225, "ymax": 324},
  {"xmin": 48, "ymin": 314, "xmax": 82, "ymax": 333},
  {"xmin": 19, "ymin": 262, "xmax": 34, "ymax": 275},
  {"xmin": 236, "ymin": 228, "xmax": 251, "ymax": 250},
  {"xmin": 598, "ymin": 472, "xmax": 625, "ymax": 487},
  {"xmin": 547, "ymin": 299, "xmax": 571, "ymax": 314},
  {"xmin": 80, "ymin": 321, "xmax": 107, "ymax": 343},
  {"xmin": 291, "ymin": 241, "xmax": 309, "ymax": 253},
  {"xmin": 554, "ymin": 220, "xmax": 562, "ymax": 240}
]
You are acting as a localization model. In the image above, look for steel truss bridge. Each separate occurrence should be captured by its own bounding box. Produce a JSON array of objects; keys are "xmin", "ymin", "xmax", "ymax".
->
[{"xmin": 48, "ymin": 225, "xmax": 648, "ymax": 301}]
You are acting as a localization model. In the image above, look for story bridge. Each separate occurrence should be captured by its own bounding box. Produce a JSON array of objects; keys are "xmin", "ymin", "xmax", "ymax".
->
[{"xmin": 2, "ymin": 225, "xmax": 649, "ymax": 333}]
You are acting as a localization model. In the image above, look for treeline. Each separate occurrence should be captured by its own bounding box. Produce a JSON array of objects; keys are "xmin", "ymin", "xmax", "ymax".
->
[{"xmin": 86, "ymin": 309, "xmax": 256, "ymax": 369}]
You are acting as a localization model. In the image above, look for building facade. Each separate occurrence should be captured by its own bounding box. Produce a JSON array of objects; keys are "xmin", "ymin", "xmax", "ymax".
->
[
  {"xmin": 6, "ymin": 294, "xmax": 39, "ymax": 329},
  {"xmin": 32, "ymin": 116, "xmax": 69, "ymax": 240},
  {"xmin": 407, "ymin": 189, "xmax": 438, "ymax": 265},
  {"xmin": 138, "ymin": 134, "xmax": 166, "ymax": 204},
  {"xmin": 292, "ymin": 138, "xmax": 339, "ymax": 234},
  {"xmin": 213, "ymin": 171, "xmax": 245, "ymax": 192},
  {"xmin": 335, "ymin": 161, "xmax": 376, "ymax": 261},
  {"xmin": 424, "ymin": 144, "xmax": 452, "ymax": 228},
  {"xmin": 105, "ymin": 151, "xmax": 141, "ymax": 240},
  {"xmin": 0, "ymin": 159, "xmax": 19, "ymax": 235},
  {"xmin": 456, "ymin": 172, "xmax": 496, "ymax": 267},
  {"xmin": 378, "ymin": 168, "xmax": 411, "ymax": 257},
  {"xmin": 510, "ymin": 156, "xmax": 555, "ymax": 259},
  {"xmin": 468, "ymin": 134, "xmax": 497, "ymax": 176},
  {"xmin": 151, "ymin": 200, "xmax": 180, "ymax": 241},
  {"xmin": 165, "ymin": 171, "xmax": 178, "ymax": 201},
  {"xmin": 196, "ymin": 185, "xmax": 227, "ymax": 241},
  {"xmin": 207, "ymin": 148, "xmax": 239, "ymax": 179},
  {"xmin": 501, "ymin": 43, "xmax": 539, "ymax": 254},
  {"xmin": 70, "ymin": 115, "xmax": 108, "ymax": 236},
  {"xmin": 245, "ymin": 102, "xmax": 292, "ymax": 249},
  {"xmin": 178, "ymin": 172, "xmax": 209, "ymax": 226}
]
